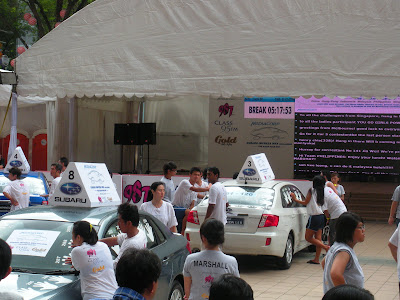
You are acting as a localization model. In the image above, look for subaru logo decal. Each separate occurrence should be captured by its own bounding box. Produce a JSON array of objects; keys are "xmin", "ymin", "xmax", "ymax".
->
[
  {"xmin": 10, "ymin": 160, "xmax": 22, "ymax": 167},
  {"xmin": 243, "ymin": 168, "xmax": 256, "ymax": 176},
  {"xmin": 60, "ymin": 183, "xmax": 82, "ymax": 195}
]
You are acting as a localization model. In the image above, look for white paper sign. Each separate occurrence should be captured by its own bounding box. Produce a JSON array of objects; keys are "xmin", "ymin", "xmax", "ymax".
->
[
  {"xmin": 49, "ymin": 162, "xmax": 121, "ymax": 207},
  {"xmin": 4, "ymin": 146, "xmax": 30, "ymax": 174},
  {"xmin": 237, "ymin": 153, "xmax": 275, "ymax": 183},
  {"xmin": 6, "ymin": 230, "xmax": 60, "ymax": 257}
]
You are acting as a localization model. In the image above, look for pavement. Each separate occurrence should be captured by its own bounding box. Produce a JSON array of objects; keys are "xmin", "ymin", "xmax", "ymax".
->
[{"xmin": 237, "ymin": 222, "xmax": 399, "ymax": 300}]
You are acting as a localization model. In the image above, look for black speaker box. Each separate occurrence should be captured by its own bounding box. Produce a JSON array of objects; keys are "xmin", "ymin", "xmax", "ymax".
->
[{"xmin": 138, "ymin": 123, "xmax": 156, "ymax": 145}]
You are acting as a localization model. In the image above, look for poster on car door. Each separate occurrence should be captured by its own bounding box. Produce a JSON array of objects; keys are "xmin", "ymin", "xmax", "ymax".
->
[{"xmin": 49, "ymin": 162, "xmax": 120, "ymax": 207}]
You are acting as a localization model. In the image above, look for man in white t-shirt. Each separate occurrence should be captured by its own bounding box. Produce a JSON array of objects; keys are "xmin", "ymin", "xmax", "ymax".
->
[
  {"xmin": 41, "ymin": 163, "xmax": 62, "ymax": 198},
  {"xmin": 194, "ymin": 171, "xmax": 210, "ymax": 206},
  {"xmin": 100, "ymin": 203, "xmax": 147, "ymax": 270},
  {"xmin": 173, "ymin": 167, "xmax": 210, "ymax": 234},
  {"xmin": 160, "ymin": 161, "xmax": 177, "ymax": 203},
  {"xmin": 388, "ymin": 226, "xmax": 400, "ymax": 291},
  {"xmin": 204, "ymin": 167, "xmax": 228, "ymax": 225},
  {"xmin": 58, "ymin": 156, "xmax": 68, "ymax": 177},
  {"xmin": 3, "ymin": 167, "xmax": 30, "ymax": 212}
]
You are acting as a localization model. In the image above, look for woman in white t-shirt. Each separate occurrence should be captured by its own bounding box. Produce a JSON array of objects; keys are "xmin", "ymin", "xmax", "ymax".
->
[
  {"xmin": 291, "ymin": 175, "xmax": 330, "ymax": 264},
  {"xmin": 66, "ymin": 221, "xmax": 118, "ymax": 300},
  {"xmin": 141, "ymin": 181, "xmax": 178, "ymax": 232}
]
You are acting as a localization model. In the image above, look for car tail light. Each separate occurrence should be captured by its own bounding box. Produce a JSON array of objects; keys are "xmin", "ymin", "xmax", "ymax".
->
[
  {"xmin": 258, "ymin": 214, "xmax": 279, "ymax": 228},
  {"xmin": 265, "ymin": 238, "xmax": 271, "ymax": 246},
  {"xmin": 42, "ymin": 200, "xmax": 48, "ymax": 205},
  {"xmin": 187, "ymin": 210, "xmax": 199, "ymax": 225},
  {"xmin": 186, "ymin": 241, "xmax": 192, "ymax": 254}
]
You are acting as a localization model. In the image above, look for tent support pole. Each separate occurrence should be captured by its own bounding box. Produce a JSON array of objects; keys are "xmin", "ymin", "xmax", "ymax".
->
[{"xmin": 68, "ymin": 97, "xmax": 75, "ymax": 161}]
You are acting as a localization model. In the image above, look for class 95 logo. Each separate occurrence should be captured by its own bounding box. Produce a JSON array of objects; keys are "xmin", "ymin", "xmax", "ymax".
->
[{"xmin": 60, "ymin": 183, "xmax": 82, "ymax": 195}]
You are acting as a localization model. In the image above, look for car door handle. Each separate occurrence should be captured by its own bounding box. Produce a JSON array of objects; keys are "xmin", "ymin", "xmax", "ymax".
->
[{"xmin": 237, "ymin": 214, "xmax": 248, "ymax": 216}]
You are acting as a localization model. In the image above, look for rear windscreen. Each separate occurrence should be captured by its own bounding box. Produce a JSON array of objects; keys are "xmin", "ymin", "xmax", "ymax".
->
[{"xmin": 225, "ymin": 186, "xmax": 274, "ymax": 208}]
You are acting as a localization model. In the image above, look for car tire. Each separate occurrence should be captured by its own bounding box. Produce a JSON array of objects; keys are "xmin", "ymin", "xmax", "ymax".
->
[
  {"xmin": 276, "ymin": 234, "xmax": 293, "ymax": 270},
  {"xmin": 169, "ymin": 280, "xmax": 184, "ymax": 300}
]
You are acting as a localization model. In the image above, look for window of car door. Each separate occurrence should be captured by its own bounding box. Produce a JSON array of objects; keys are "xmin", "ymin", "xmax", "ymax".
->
[
  {"xmin": 280, "ymin": 185, "xmax": 305, "ymax": 208},
  {"xmin": 103, "ymin": 215, "xmax": 166, "ymax": 257}
]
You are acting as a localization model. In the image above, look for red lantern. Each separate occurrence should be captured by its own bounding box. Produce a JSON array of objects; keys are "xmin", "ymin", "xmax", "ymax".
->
[
  {"xmin": 54, "ymin": 22, "xmax": 61, "ymax": 28},
  {"xmin": 17, "ymin": 47, "xmax": 26, "ymax": 55},
  {"xmin": 10, "ymin": 59, "xmax": 15, "ymax": 68},
  {"xmin": 60, "ymin": 9, "xmax": 66, "ymax": 19},
  {"xmin": 23, "ymin": 13, "xmax": 31, "ymax": 21},
  {"xmin": 28, "ymin": 17, "xmax": 37, "ymax": 26}
]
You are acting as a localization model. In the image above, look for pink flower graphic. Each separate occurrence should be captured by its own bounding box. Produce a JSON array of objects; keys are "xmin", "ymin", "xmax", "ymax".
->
[
  {"xmin": 87, "ymin": 249, "xmax": 96, "ymax": 257},
  {"xmin": 204, "ymin": 275, "xmax": 214, "ymax": 283}
]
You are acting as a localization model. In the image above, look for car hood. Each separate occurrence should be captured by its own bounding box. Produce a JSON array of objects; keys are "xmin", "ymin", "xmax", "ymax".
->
[{"xmin": 0, "ymin": 272, "xmax": 78, "ymax": 299}]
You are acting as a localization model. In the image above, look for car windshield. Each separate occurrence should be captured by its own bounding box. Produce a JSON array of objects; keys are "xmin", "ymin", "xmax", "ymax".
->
[
  {"xmin": 22, "ymin": 177, "xmax": 46, "ymax": 195},
  {"xmin": 225, "ymin": 186, "xmax": 275, "ymax": 208},
  {"xmin": 0, "ymin": 175, "xmax": 46, "ymax": 195},
  {"xmin": 0, "ymin": 219, "xmax": 74, "ymax": 273}
]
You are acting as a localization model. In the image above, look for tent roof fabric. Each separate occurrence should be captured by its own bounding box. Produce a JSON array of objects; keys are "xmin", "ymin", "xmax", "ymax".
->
[{"xmin": 16, "ymin": 0, "xmax": 400, "ymax": 99}]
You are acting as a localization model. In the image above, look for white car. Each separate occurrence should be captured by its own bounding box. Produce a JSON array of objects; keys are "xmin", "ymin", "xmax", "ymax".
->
[{"xmin": 185, "ymin": 180, "xmax": 310, "ymax": 269}]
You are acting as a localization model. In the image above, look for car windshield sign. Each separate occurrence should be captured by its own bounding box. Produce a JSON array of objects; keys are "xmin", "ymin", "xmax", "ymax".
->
[
  {"xmin": 0, "ymin": 219, "xmax": 74, "ymax": 273},
  {"xmin": 226, "ymin": 186, "xmax": 274, "ymax": 208}
]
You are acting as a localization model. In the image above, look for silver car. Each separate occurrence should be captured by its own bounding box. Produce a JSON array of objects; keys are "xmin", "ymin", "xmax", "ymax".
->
[{"xmin": 0, "ymin": 205, "xmax": 189, "ymax": 299}]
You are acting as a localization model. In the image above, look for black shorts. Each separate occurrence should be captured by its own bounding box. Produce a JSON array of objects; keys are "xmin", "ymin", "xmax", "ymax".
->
[{"xmin": 306, "ymin": 214, "xmax": 325, "ymax": 231}]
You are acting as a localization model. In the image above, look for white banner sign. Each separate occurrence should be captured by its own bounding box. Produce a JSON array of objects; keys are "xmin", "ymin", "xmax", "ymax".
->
[{"xmin": 7, "ymin": 230, "xmax": 60, "ymax": 257}]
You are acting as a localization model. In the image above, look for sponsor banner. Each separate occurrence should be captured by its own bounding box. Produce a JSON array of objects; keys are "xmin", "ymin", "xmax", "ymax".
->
[
  {"xmin": 244, "ymin": 97, "xmax": 295, "ymax": 119},
  {"xmin": 237, "ymin": 153, "xmax": 275, "ymax": 183},
  {"xmin": 49, "ymin": 162, "xmax": 120, "ymax": 207},
  {"xmin": 122, "ymin": 175, "xmax": 230, "ymax": 207},
  {"xmin": 4, "ymin": 146, "xmax": 30, "ymax": 174}
]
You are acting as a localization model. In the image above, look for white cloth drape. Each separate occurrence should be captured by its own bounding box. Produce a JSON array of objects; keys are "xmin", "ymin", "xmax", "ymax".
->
[
  {"xmin": 46, "ymin": 101, "xmax": 56, "ymax": 169},
  {"xmin": 7, "ymin": 92, "xmax": 18, "ymax": 161}
]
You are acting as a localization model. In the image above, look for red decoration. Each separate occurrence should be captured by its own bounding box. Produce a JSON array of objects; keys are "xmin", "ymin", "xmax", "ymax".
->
[
  {"xmin": 60, "ymin": 9, "xmax": 66, "ymax": 19},
  {"xmin": 17, "ymin": 47, "xmax": 26, "ymax": 54},
  {"xmin": 23, "ymin": 13, "xmax": 31, "ymax": 21},
  {"xmin": 28, "ymin": 17, "xmax": 37, "ymax": 26},
  {"xmin": 54, "ymin": 22, "xmax": 61, "ymax": 28},
  {"xmin": 10, "ymin": 59, "xmax": 15, "ymax": 68}
]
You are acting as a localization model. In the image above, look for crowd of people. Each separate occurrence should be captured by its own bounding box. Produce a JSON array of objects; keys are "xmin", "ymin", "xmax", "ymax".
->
[{"xmin": 5, "ymin": 159, "xmax": 400, "ymax": 299}]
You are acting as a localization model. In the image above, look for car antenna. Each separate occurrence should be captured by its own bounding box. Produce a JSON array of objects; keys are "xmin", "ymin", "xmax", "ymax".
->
[{"xmin": 244, "ymin": 177, "xmax": 248, "ymax": 184}]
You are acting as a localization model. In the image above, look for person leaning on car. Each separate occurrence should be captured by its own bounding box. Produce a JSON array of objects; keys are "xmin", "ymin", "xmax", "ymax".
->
[
  {"xmin": 0, "ymin": 238, "xmax": 23, "ymax": 299},
  {"xmin": 100, "ymin": 202, "xmax": 147, "ymax": 270},
  {"xmin": 113, "ymin": 248, "xmax": 161, "ymax": 300},
  {"xmin": 3, "ymin": 167, "xmax": 30, "ymax": 212}
]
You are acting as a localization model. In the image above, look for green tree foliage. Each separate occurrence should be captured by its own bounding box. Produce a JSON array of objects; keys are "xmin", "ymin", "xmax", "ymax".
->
[{"xmin": 0, "ymin": 0, "xmax": 95, "ymax": 64}]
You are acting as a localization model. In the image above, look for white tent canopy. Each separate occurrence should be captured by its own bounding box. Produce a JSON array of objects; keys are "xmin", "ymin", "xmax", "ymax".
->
[{"xmin": 16, "ymin": 0, "xmax": 400, "ymax": 99}]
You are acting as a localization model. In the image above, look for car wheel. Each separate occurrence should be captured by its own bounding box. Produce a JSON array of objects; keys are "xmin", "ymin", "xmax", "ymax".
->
[
  {"xmin": 169, "ymin": 280, "xmax": 184, "ymax": 300},
  {"xmin": 277, "ymin": 234, "xmax": 293, "ymax": 269}
]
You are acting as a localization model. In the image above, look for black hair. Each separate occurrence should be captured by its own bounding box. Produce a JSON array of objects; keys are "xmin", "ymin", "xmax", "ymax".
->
[
  {"xmin": 8, "ymin": 167, "xmax": 22, "ymax": 179},
  {"xmin": 163, "ymin": 162, "xmax": 177, "ymax": 175},
  {"xmin": 322, "ymin": 284, "xmax": 374, "ymax": 300},
  {"xmin": 0, "ymin": 239, "xmax": 11, "ymax": 280},
  {"xmin": 209, "ymin": 274, "xmax": 254, "ymax": 300},
  {"xmin": 208, "ymin": 167, "xmax": 220, "ymax": 178},
  {"xmin": 51, "ymin": 163, "xmax": 62, "ymax": 173},
  {"xmin": 147, "ymin": 181, "xmax": 165, "ymax": 201},
  {"xmin": 312, "ymin": 175, "xmax": 325, "ymax": 206},
  {"xmin": 73, "ymin": 221, "xmax": 98, "ymax": 245},
  {"xmin": 59, "ymin": 157, "xmax": 69, "ymax": 167},
  {"xmin": 335, "ymin": 212, "xmax": 364, "ymax": 244},
  {"xmin": 200, "ymin": 219, "xmax": 225, "ymax": 246},
  {"xmin": 190, "ymin": 167, "xmax": 201, "ymax": 174},
  {"xmin": 118, "ymin": 202, "xmax": 139, "ymax": 227},
  {"xmin": 116, "ymin": 248, "xmax": 161, "ymax": 294},
  {"xmin": 203, "ymin": 168, "xmax": 208, "ymax": 180},
  {"xmin": 321, "ymin": 169, "xmax": 331, "ymax": 181},
  {"xmin": 331, "ymin": 172, "xmax": 340, "ymax": 178}
]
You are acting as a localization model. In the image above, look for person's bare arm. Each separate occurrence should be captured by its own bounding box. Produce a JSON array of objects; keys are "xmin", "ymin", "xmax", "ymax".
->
[
  {"xmin": 3, "ymin": 192, "xmax": 18, "ymax": 206},
  {"xmin": 99, "ymin": 236, "xmax": 118, "ymax": 247},
  {"xmin": 290, "ymin": 190, "xmax": 311, "ymax": 206},
  {"xmin": 184, "ymin": 276, "xmax": 192, "ymax": 300},
  {"xmin": 321, "ymin": 256, "xmax": 326, "ymax": 269},
  {"xmin": 204, "ymin": 204, "xmax": 215, "ymax": 220},
  {"xmin": 389, "ymin": 201, "xmax": 399, "ymax": 225},
  {"xmin": 330, "ymin": 251, "xmax": 351, "ymax": 287},
  {"xmin": 170, "ymin": 226, "xmax": 177, "ymax": 233},
  {"xmin": 190, "ymin": 186, "xmax": 209, "ymax": 193},
  {"xmin": 388, "ymin": 242, "xmax": 398, "ymax": 262},
  {"xmin": 326, "ymin": 181, "xmax": 339, "ymax": 195}
]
